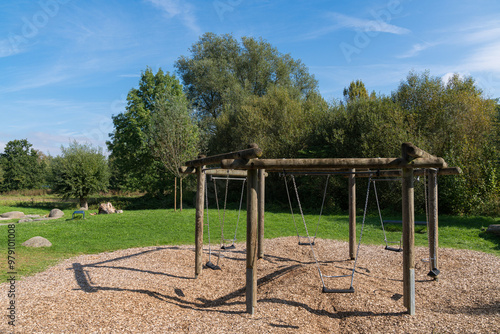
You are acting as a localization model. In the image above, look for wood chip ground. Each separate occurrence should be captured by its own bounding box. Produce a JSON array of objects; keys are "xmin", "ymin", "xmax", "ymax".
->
[{"xmin": 1, "ymin": 237, "xmax": 498, "ymax": 333}]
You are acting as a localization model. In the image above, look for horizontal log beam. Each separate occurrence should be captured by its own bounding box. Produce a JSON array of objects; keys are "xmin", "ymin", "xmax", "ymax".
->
[
  {"xmin": 348, "ymin": 167, "xmax": 462, "ymax": 178},
  {"xmin": 185, "ymin": 145, "xmax": 262, "ymax": 167},
  {"xmin": 402, "ymin": 143, "xmax": 438, "ymax": 161},
  {"xmin": 221, "ymin": 157, "xmax": 448, "ymax": 171}
]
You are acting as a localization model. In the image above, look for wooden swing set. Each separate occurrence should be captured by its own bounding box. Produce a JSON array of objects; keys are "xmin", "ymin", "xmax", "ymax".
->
[{"xmin": 179, "ymin": 143, "xmax": 461, "ymax": 316}]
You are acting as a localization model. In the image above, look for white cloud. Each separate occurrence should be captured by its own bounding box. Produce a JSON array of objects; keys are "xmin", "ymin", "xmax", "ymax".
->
[
  {"xmin": 463, "ymin": 41, "xmax": 500, "ymax": 73},
  {"xmin": 329, "ymin": 12, "xmax": 410, "ymax": 35},
  {"xmin": 145, "ymin": 0, "xmax": 201, "ymax": 35},
  {"xmin": 397, "ymin": 42, "xmax": 435, "ymax": 59},
  {"xmin": 301, "ymin": 11, "xmax": 410, "ymax": 40}
]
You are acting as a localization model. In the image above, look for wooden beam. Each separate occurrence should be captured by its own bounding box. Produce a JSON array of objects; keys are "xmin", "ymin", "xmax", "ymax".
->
[
  {"xmin": 258, "ymin": 169, "xmax": 265, "ymax": 259},
  {"xmin": 195, "ymin": 165, "xmax": 206, "ymax": 279},
  {"xmin": 402, "ymin": 144, "xmax": 416, "ymax": 315},
  {"xmin": 185, "ymin": 144, "xmax": 262, "ymax": 167},
  {"xmin": 350, "ymin": 167, "xmax": 462, "ymax": 178},
  {"xmin": 402, "ymin": 142, "xmax": 439, "ymax": 161},
  {"xmin": 246, "ymin": 169, "xmax": 258, "ymax": 315},
  {"xmin": 348, "ymin": 169, "xmax": 356, "ymax": 260},
  {"xmin": 221, "ymin": 157, "xmax": 448, "ymax": 170}
]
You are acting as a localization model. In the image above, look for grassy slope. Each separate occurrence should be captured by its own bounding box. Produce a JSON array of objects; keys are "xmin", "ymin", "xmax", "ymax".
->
[{"xmin": 0, "ymin": 205, "xmax": 498, "ymax": 281}]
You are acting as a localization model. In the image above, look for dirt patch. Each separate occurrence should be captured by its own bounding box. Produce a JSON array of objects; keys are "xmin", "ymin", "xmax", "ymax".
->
[{"xmin": 0, "ymin": 237, "xmax": 498, "ymax": 333}]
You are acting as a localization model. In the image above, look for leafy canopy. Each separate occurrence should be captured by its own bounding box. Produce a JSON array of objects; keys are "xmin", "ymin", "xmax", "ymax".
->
[{"xmin": 51, "ymin": 141, "xmax": 109, "ymax": 208}]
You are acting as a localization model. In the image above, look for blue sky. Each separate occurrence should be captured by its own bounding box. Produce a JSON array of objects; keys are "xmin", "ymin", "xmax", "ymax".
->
[{"xmin": 1, "ymin": 0, "xmax": 500, "ymax": 156}]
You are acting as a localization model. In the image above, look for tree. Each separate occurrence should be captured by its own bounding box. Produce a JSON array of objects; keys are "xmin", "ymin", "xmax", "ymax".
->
[
  {"xmin": 147, "ymin": 92, "xmax": 199, "ymax": 211},
  {"xmin": 343, "ymin": 80, "xmax": 369, "ymax": 102},
  {"xmin": 0, "ymin": 139, "xmax": 46, "ymax": 191},
  {"xmin": 393, "ymin": 71, "xmax": 499, "ymax": 214},
  {"xmin": 107, "ymin": 68, "xmax": 184, "ymax": 194},
  {"xmin": 51, "ymin": 141, "xmax": 109, "ymax": 210},
  {"xmin": 175, "ymin": 33, "xmax": 319, "ymax": 137}
]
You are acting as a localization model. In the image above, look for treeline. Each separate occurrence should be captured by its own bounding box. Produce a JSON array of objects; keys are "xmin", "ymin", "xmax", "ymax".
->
[{"xmin": 2, "ymin": 33, "xmax": 499, "ymax": 215}]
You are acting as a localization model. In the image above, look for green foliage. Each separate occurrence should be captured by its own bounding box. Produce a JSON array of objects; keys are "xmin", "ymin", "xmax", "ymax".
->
[
  {"xmin": 107, "ymin": 68, "xmax": 184, "ymax": 194},
  {"xmin": 175, "ymin": 32, "xmax": 319, "ymax": 149},
  {"xmin": 147, "ymin": 90, "xmax": 199, "ymax": 178},
  {"xmin": 51, "ymin": 141, "xmax": 109, "ymax": 209},
  {"xmin": 0, "ymin": 139, "xmax": 47, "ymax": 191},
  {"xmin": 214, "ymin": 85, "xmax": 326, "ymax": 158},
  {"xmin": 343, "ymin": 80, "xmax": 369, "ymax": 102}
]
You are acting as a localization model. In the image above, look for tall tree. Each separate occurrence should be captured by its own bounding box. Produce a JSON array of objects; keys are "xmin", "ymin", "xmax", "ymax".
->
[
  {"xmin": 175, "ymin": 32, "xmax": 320, "ymax": 154},
  {"xmin": 343, "ymin": 80, "xmax": 369, "ymax": 102},
  {"xmin": 51, "ymin": 141, "xmax": 109, "ymax": 209},
  {"xmin": 107, "ymin": 68, "xmax": 184, "ymax": 194},
  {"xmin": 175, "ymin": 33, "xmax": 318, "ymax": 123},
  {"xmin": 0, "ymin": 139, "xmax": 46, "ymax": 191},
  {"xmin": 147, "ymin": 92, "xmax": 199, "ymax": 211}
]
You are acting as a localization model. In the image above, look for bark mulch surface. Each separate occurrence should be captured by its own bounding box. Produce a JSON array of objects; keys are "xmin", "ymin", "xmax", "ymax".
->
[{"xmin": 1, "ymin": 237, "xmax": 498, "ymax": 333}]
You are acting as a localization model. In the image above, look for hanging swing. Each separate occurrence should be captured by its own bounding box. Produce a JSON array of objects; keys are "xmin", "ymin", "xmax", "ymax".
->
[
  {"xmin": 211, "ymin": 171, "xmax": 246, "ymax": 250},
  {"xmin": 283, "ymin": 172, "xmax": 330, "ymax": 246}
]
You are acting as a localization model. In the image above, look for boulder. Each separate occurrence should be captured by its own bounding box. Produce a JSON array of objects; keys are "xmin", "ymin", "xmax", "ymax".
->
[
  {"xmin": 49, "ymin": 209, "xmax": 64, "ymax": 218},
  {"xmin": 22, "ymin": 236, "xmax": 52, "ymax": 248},
  {"xmin": 0, "ymin": 211, "xmax": 25, "ymax": 219},
  {"xmin": 486, "ymin": 224, "xmax": 500, "ymax": 235},
  {"xmin": 98, "ymin": 202, "xmax": 116, "ymax": 214}
]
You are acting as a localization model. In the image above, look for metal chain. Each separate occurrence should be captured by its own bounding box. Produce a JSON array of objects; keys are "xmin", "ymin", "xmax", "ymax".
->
[{"xmin": 283, "ymin": 172, "xmax": 300, "ymax": 243}]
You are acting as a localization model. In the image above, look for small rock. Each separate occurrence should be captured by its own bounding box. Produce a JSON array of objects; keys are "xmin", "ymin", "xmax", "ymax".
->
[
  {"xmin": 22, "ymin": 236, "xmax": 52, "ymax": 248},
  {"xmin": 49, "ymin": 209, "xmax": 64, "ymax": 218},
  {"xmin": 98, "ymin": 202, "xmax": 116, "ymax": 214},
  {"xmin": 116, "ymin": 210, "xmax": 123, "ymax": 214},
  {"xmin": 1, "ymin": 211, "xmax": 25, "ymax": 219},
  {"xmin": 18, "ymin": 219, "xmax": 33, "ymax": 223}
]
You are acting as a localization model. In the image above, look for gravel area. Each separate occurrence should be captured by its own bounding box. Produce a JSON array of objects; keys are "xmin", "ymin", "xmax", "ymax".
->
[{"xmin": 1, "ymin": 237, "xmax": 498, "ymax": 333}]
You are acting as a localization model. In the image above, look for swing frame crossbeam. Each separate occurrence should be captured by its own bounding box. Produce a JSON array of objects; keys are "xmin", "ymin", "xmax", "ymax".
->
[{"xmin": 180, "ymin": 142, "xmax": 461, "ymax": 316}]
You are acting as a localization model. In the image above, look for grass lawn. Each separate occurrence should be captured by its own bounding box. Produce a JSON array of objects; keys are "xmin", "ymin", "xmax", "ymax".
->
[{"xmin": 0, "ymin": 204, "xmax": 498, "ymax": 281}]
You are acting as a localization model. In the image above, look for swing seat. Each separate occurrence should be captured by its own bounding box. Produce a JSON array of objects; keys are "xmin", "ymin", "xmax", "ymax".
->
[
  {"xmin": 385, "ymin": 246, "xmax": 403, "ymax": 252},
  {"xmin": 205, "ymin": 261, "xmax": 221, "ymax": 270},
  {"xmin": 221, "ymin": 244, "xmax": 236, "ymax": 250},
  {"xmin": 427, "ymin": 268, "xmax": 440, "ymax": 277},
  {"xmin": 298, "ymin": 236, "xmax": 315, "ymax": 246},
  {"xmin": 323, "ymin": 287, "xmax": 355, "ymax": 293}
]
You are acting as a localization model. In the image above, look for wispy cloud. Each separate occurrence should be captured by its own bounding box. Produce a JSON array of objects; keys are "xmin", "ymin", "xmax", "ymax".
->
[
  {"xmin": 329, "ymin": 12, "xmax": 410, "ymax": 34},
  {"xmin": 145, "ymin": 0, "xmax": 201, "ymax": 35},
  {"xmin": 397, "ymin": 42, "xmax": 436, "ymax": 59},
  {"xmin": 302, "ymin": 12, "xmax": 410, "ymax": 40}
]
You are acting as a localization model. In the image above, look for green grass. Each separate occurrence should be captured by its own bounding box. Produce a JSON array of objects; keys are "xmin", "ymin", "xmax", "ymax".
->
[{"xmin": 0, "ymin": 204, "xmax": 498, "ymax": 281}]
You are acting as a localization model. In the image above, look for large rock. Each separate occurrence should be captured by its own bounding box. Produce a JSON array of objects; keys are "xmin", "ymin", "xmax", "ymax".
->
[
  {"xmin": 486, "ymin": 224, "xmax": 500, "ymax": 235},
  {"xmin": 22, "ymin": 236, "xmax": 52, "ymax": 248},
  {"xmin": 49, "ymin": 209, "xmax": 64, "ymax": 218},
  {"xmin": 0, "ymin": 211, "xmax": 25, "ymax": 219},
  {"xmin": 98, "ymin": 202, "xmax": 116, "ymax": 214}
]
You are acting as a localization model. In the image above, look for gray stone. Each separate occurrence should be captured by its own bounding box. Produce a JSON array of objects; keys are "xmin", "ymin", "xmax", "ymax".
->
[
  {"xmin": 49, "ymin": 209, "xmax": 64, "ymax": 218},
  {"xmin": 0, "ymin": 211, "xmax": 25, "ymax": 219},
  {"xmin": 18, "ymin": 219, "xmax": 33, "ymax": 223},
  {"xmin": 116, "ymin": 210, "xmax": 123, "ymax": 214},
  {"xmin": 486, "ymin": 224, "xmax": 500, "ymax": 235},
  {"xmin": 22, "ymin": 236, "xmax": 52, "ymax": 248}
]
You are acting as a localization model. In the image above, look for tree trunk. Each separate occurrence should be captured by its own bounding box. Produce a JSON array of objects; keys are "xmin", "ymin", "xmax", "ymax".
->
[
  {"xmin": 79, "ymin": 197, "xmax": 88, "ymax": 210},
  {"xmin": 174, "ymin": 177, "xmax": 177, "ymax": 211},
  {"xmin": 180, "ymin": 177, "xmax": 183, "ymax": 211}
]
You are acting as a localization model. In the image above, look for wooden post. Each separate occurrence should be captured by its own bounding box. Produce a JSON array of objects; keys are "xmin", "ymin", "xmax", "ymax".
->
[
  {"xmin": 246, "ymin": 168, "xmax": 258, "ymax": 315},
  {"xmin": 258, "ymin": 169, "xmax": 265, "ymax": 259},
  {"xmin": 174, "ymin": 177, "xmax": 177, "ymax": 212},
  {"xmin": 348, "ymin": 168, "xmax": 356, "ymax": 260},
  {"xmin": 402, "ymin": 165, "xmax": 415, "ymax": 315},
  {"xmin": 195, "ymin": 165, "xmax": 206, "ymax": 278},
  {"xmin": 428, "ymin": 168, "xmax": 439, "ymax": 277}
]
